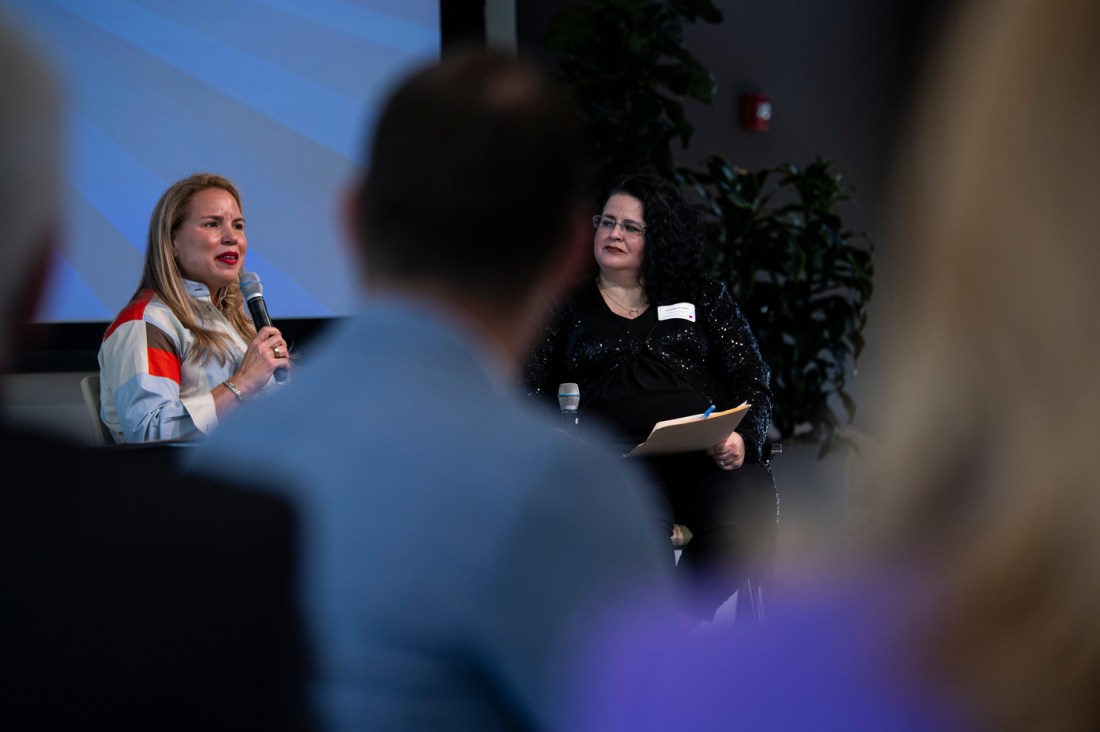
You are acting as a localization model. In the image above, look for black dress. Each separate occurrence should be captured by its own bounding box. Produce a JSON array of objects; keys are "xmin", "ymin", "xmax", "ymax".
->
[{"xmin": 524, "ymin": 277, "xmax": 779, "ymax": 621}]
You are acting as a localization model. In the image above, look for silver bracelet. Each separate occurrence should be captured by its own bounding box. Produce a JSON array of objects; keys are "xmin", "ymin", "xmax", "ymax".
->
[{"xmin": 223, "ymin": 380, "xmax": 244, "ymax": 403}]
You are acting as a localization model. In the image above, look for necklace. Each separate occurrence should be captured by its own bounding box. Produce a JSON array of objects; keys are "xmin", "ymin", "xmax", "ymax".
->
[{"xmin": 598, "ymin": 278, "xmax": 647, "ymax": 318}]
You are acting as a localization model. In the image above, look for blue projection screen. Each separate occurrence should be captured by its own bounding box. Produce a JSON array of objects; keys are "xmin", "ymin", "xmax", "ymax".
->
[{"xmin": 0, "ymin": 0, "xmax": 440, "ymax": 324}]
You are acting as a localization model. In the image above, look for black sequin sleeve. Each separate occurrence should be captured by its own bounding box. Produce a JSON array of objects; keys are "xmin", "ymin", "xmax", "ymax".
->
[{"xmin": 698, "ymin": 280, "xmax": 773, "ymax": 462}]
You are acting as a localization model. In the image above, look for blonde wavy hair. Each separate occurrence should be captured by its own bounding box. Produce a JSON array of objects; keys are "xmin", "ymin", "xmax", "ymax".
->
[
  {"xmin": 136, "ymin": 173, "xmax": 256, "ymax": 365},
  {"xmin": 865, "ymin": 0, "xmax": 1100, "ymax": 729}
]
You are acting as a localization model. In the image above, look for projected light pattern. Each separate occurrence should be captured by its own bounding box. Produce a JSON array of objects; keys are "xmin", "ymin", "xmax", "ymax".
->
[{"xmin": 0, "ymin": 0, "xmax": 440, "ymax": 322}]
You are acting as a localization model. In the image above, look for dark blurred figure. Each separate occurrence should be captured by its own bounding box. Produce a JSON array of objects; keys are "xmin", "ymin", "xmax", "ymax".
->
[
  {"xmin": 186, "ymin": 49, "xmax": 675, "ymax": 731},
  {"xmin": 0, "ymin": 18, "xmax": 312, "ymax": 732},
  {"xmin": 553, "ymin": 0, "xmax": 1100, "ymax": 730}
]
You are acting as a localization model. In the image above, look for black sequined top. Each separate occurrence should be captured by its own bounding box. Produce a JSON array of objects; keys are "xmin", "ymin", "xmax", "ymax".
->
[{"xmin": 523, "ymin": 277, "xmax": 773, "ymax": 462}]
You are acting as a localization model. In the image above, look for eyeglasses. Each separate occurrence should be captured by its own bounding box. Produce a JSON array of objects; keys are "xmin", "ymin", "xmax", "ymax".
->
[{"xmin": 592, "ymin": 215, "xmax": 646, "ymax": 238}]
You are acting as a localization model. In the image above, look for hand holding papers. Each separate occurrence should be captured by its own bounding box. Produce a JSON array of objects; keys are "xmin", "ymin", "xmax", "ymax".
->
[{"xmin": 625, "ymin": 402, "xmax": 751, "ymax": 457}]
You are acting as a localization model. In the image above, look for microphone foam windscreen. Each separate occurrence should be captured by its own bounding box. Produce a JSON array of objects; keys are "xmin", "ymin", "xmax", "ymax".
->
[
  {"xmin": 239, "ymin": 272, "xmax": 263, "ymax": 299},
  {"xmin": 558, "ymin": 383, "xmax": 580, "ymax": 412}
]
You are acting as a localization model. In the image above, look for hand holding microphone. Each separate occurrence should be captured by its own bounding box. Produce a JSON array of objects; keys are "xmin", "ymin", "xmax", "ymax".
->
[{"xmin": 239, "ymin": 272, "xmax": 289, "ymax": 385}]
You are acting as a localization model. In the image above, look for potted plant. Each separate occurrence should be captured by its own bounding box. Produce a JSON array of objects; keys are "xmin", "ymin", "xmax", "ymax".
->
[
  {"xmin": 543, "ymin": 0, "xmax": 722, "ymax": 191},
  {"xmin": 681, "ymin": 156, "xmax": 874, "ymax": 458},
  {"xmin": 543, "ymin": 0, "xmax": 874, "ymax": 459}
]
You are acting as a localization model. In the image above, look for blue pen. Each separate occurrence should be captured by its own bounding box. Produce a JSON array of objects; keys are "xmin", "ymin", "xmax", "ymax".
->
[{"xmin": 701, "ymin": 404, "xmax": 716, "ymax": 419}]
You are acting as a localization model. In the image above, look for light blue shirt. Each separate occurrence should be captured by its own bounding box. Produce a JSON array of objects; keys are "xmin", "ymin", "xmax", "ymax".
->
[{"xmin": 185, "ymin": 295, "xmax": 675, "ymax": 731}]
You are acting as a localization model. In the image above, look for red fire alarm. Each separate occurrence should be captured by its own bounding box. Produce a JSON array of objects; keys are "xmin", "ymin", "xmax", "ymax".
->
[{"xmin": 740, "ymin": 92, "xmax": 772, "ymax": 132}]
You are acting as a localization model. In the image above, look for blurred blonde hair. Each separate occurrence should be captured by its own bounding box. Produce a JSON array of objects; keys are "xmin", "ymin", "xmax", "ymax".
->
[
  {"xmin": 871, "ymin": 0, "xmax": 1100, "ymax": 728},
  {"xmin": 137, "ymin": 173, "xmax": 255, "ymax": 365}
]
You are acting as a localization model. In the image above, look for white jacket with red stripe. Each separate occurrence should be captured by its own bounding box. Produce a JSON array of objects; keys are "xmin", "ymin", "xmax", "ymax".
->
[{"xmin": 98, "ymin": 280, "xmax": 273, "ymax": 443}]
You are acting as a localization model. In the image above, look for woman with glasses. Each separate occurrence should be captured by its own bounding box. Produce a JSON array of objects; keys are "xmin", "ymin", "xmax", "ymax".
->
[{"xmin": 524, "ymin": 172, "xmax": 776, "ymax": 625}]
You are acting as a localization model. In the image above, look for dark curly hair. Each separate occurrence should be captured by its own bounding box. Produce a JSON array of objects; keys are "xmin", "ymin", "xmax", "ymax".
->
[{"xmin": 596, "ymin": 172, "xmax": 706, "ymax": 305}]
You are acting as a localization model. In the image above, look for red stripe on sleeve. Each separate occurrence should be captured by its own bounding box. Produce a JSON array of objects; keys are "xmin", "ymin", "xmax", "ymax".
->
[
  {"xmin": 147, "ymin": 347, "xmax": 181, "ymax": 384},
  {"xmin": 103, "ymin": 290, "xmax": 156, "ymax": 342}
]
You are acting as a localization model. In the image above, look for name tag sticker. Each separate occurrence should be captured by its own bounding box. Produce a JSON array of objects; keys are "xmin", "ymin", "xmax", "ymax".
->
[{"xmin": 657, "ymin": 303, "xmax": 696, "ymax": 322}]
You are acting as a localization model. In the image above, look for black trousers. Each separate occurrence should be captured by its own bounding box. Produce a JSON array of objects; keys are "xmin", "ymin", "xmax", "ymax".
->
[{"xmin": 640, "ymin": 451, "xmax": 778, "ymax": 622}]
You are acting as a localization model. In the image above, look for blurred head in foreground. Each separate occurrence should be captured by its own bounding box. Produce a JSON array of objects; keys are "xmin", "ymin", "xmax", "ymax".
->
[
  {"xmin": 870, "ymin": 0, "xmax": 1100, "ymax": 728},
  {"xmin": 0, "ymin": 18, "xmax": 62, "ymax": 367},
  {"xmin": 353, "ymin": 47, "xmax": 587, "ymax": 345}
]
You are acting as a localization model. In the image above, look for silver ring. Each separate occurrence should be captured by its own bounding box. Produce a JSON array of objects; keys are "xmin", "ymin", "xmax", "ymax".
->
[{"xmin": 718, "ymin": 460, "xmax": 726, "ymax": 468}]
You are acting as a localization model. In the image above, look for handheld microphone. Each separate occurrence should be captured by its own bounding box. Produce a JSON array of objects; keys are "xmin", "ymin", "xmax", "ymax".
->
[
  {"xmin": 239, "ymin": 272, "xmax": 288, "ymax": 384},
  {"xmin": 558, "ymin": 382, "xmax": 580, "ymax": 433}
]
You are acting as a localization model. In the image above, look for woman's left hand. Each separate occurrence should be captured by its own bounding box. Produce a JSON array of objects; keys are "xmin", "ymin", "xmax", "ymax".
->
[{"xmin": 706, "ymin": 431, "xmax": 745, "ymax": 470}]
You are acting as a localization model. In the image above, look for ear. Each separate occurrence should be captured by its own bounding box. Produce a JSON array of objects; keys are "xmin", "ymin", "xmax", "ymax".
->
[
  {"xmin": 7, "ymin": 229, "xmax": 60, "ymax": 360},
  {"xmin": 509, "ymin": 209, "xmax": 592, "ymax": 367},
  {"xmin": 545, "ymin": 206, "xmax": 593, "ymax": 298},
  {"xmin": 16, "ymin": 230, "xmax": 59, "ymax": 324}
]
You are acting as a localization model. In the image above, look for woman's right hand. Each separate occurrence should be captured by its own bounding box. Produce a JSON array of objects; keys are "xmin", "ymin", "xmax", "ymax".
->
[
  {"xmin": 706, "ymin": 431, "xmax": 746, "ymax": 470},
  {"xmin": 228, "ymin": 325, "xmax": 290, "ymax": 398}
]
